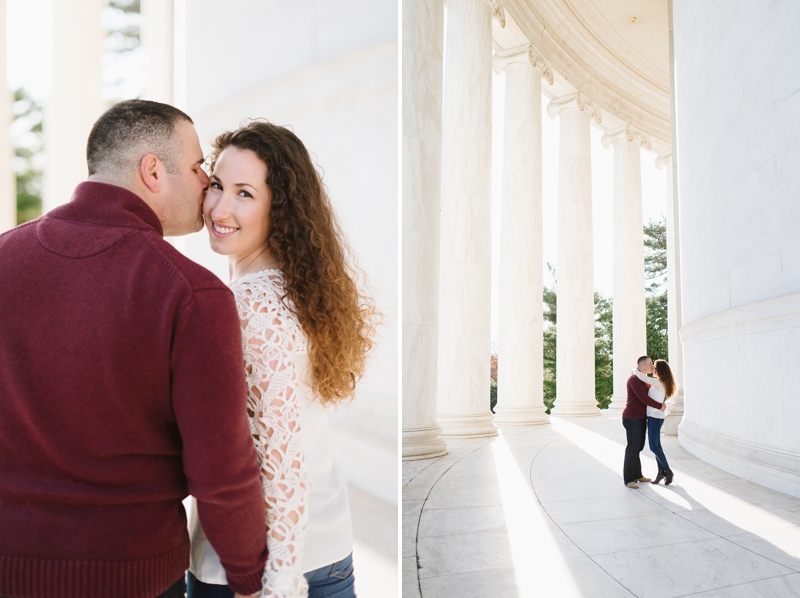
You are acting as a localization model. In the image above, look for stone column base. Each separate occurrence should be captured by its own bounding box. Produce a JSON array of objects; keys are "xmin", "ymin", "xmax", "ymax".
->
[
  {"xmin": 662, "ymin": 413, "xmax": 683, "ymax": 435},
  {"xmin": 493, "ymin": 407, "xmax": 549, "ymax": 425},
  {"xmin": 552, "ymin": 403, "xmax": 601, "ymax": 417},
  {"xmin": 438, "ymin": 413, "xmax": 498, "ymax": 438},
  {"xmin": 608, "ymin": 395, "xmax": 627, "ymax": 410},
  {"xmin": 402, "ymin": 426, "xmax": 448, "ymax": 461}
]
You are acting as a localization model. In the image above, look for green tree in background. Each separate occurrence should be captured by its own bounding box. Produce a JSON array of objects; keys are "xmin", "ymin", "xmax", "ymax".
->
[
  {"xmin": 541, "ymin": 265, "xmax": 613, "ymax": 413},
  {"xmin": 645, "ymin": 216, "xmax": 668, "ymax": 361},
  {"xmin": 594, "ymin": 292, "xmax": 613, "ymax": 409},
  {"xmin": 12, "ymin": 88, "xmax": 44, "ymax": 225},
  {"xmin": 496, "ymin": 217, "xmax": 670, "ymax": 414},
  {"xmin": 542, "ymin": 265, "xmax": 557, "ymax": 413}
]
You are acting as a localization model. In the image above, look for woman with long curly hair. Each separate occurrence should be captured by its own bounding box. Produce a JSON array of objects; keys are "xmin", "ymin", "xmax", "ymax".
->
[
  {"xmin": 186, "ymin": 120, "xmax": 378, "ymax": 598},
  {"xmin": 631, "ymin": 359, "xmax": 677, "ymax": 485}
]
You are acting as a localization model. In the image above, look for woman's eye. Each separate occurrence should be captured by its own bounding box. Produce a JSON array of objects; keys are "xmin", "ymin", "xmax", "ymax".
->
[
  {"xmin": 239, "ymin": 190, "xmax": 252, "ymax": 198},
  {"xmin": 210, "ymin": 182, "xmax": 222, "ymax": 190}
]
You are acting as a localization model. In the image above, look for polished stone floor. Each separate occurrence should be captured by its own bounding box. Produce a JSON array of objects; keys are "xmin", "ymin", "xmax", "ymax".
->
[{"xmin": 403, "ymin": 414, "xmax": 800, "ymax": 597}]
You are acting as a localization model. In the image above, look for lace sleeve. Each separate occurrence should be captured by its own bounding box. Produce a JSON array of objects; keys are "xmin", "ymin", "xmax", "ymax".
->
[{"xmin": 238, "ymin": 280, "xmax": 309, "ymax": 598}]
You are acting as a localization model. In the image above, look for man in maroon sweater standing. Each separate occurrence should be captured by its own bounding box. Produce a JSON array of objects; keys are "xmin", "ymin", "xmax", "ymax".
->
[
  {"xmin": 0, "ymin": 101, "xmax": 267, "ymax": 598},
  {"xmin": 622, "ymin": 356, "xmax": 666, "ymax": 489}
]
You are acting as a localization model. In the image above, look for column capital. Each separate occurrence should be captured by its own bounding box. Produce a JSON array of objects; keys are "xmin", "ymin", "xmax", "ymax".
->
[
  {"xmin": 547, "ymin": 93, "xmax": 602, "ymax": 124},
  {"xmin": 492, "ymin": 45, "xmax": 554, "ymax": 84},
  {"xmin": 483, "ymin": 0, "xmax": 506, "ymax": 27},
  {"xmin": 655, "ymin": 150, "xmax": 673, "ymax": 169},
  {"xmin": 601, "ymin": 125, "xmax": 652, "ymax": 150}
]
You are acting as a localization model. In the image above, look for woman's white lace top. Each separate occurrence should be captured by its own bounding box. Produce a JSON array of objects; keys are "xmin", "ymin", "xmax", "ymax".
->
[
  {"xmin": 187, "ymin": 269, "xmax": 353, "ymax": 597},
  {"xmin": 631, "ymin": 368, "xmax": 675, "ymax": 419}
]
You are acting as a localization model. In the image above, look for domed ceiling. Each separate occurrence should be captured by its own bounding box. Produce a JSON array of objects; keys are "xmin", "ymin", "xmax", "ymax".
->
[{"xmin": 499, "ymin": 0, "xmax": 672, "ymax": 146}]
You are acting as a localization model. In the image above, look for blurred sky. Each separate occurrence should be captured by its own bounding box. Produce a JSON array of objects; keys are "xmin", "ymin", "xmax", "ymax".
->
[
  {"xmin": 6, "ymin": 0, "xmax": 144, "ymax": 102},
  {"xmin": 6, "ymin": 0, "xmax": 52, "ymax": 99}
]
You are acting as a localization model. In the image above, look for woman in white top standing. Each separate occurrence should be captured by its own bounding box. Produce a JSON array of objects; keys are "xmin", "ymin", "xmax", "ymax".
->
[
  {"xmin": 631, "ymin": 359, "xmax": 677, "ymax": 485},
  {"xmin": 186, "ymin": 120, "xmax": 377, "ymax": 598}
]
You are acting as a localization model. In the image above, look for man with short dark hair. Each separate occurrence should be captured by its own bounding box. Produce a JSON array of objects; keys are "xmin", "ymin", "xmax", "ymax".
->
[
  {"xmin": 0, "ymin": 100, "xmax": 267, "ymax": 598},
  {"xmin": 622, "ymin": 355, "xmax": 666, "ymax": 489}
]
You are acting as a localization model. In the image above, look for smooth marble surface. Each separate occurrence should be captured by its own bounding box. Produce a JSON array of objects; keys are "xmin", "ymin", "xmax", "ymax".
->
[
  {"xmin": 607, "ymin": 131, "xmax": 647, "ymax": 411},
  {"xmin": 401, "ymin": 0, "xmax": 447, "ymax": 460},
  {"xmin": 494, "ymin": 56, "xmax": 548, "ymax": 425},
  {"xmin": 674, "ymin": 0, "xmax": 800, "ymax": 500},
  {"xmin": 403, "ymin": 414, "xmax": 800, "ymax": 597},
  {"xmin": 550, "ymin": 98, "xmax": 600, "ymax": 417},
  {"xmin": 43, "ymin": 0, "xmax": 106, "ymax": 212},
  {"xmin": 437, "ymin": 0, "xmax": 496, "ymax": 438}
]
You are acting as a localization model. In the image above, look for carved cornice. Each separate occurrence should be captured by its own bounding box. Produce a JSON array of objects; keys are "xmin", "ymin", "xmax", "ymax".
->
[
  {"xmin": 484, "ymin": 0, "xmax": 505, "ymax": 27},
  {"xmin": 655, "ymin": 151, "xmax": 673, "ymax": 170},
  {"xmin": 492, "ymin": 45, "xmax": 554, "ymax": 84},
  {"xmin": 547, "ymin": 93, "xmax": 602, "ymax": 124},
  {"xmin": 601, "ymin": 126, "xmax": 652, "ymax": 150}
]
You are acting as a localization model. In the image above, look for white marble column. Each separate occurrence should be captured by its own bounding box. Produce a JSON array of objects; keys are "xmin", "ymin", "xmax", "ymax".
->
[
  {"xmin": 493, "ymin": 47, "xmax": 551, "ymax": 425},
  {"xmin": 141, "ymin": 0, "xmax": 174, "ymax": 104},
  {"xmin": 437, "ymin": 0, "xmax": 496, "ymax": 438},
  {"xmin": 602, "ymin": 126, "xmax": 651, "ymax": 411},
  {"xmin": 656, "ymin": 151, "xmax": 685, "ymax": 434},
  {"xmin": 402, "ymin": 0, "xmax": 448, "ymax": 460},
  {"xmin": 548, "ymin": 94, "xmax": 601, "ymax": 417},
  {"xmin": 43, "ymin": 0, "xmax": 106, "ymax": 212},
  {"xmin": 0, "ymin": 0, "xmax": 15, "ymax": 233}
]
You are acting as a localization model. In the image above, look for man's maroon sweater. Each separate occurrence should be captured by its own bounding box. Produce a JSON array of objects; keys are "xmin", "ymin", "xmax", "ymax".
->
[
  {"xmin": 0, "ymin": 182, "xmax": 267, "ymax": 598},
  {"xmin": 622, "ymin": 373, "xmax": 664, "ymax": 419}
]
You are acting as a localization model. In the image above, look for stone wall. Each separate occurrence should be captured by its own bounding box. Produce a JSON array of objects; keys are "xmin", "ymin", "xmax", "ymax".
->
[
  {"xmin": 674, "ymin": 0, "xmax": 800, "ymax": 497},
  {"xmin": 176, "ymin": 0, "xmax": 398, "ymax": 505}
]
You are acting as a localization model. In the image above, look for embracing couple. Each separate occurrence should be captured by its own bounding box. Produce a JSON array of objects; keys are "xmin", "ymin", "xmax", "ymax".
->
[
  {"xmin": 0, "ymin": 100, "xmax": 376, "ymax": 598},
  {"xmin": 622, "ymin": 355, "xmax": 678, "ymax": 489}
]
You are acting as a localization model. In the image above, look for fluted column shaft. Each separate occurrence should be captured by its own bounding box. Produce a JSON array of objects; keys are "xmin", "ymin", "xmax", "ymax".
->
[
  {"xmin": 658, "ymin": 153, "xmax": 685, "ymax": 434},
  {"xmin": 494, "ymin": 48, "xmax": 549, "ymax": 425},
  {"xmin": 402, "ymin": 0, "xmax": 447, "ymax": 460},
  {"xmin": 437, "ymin": 0, "xmax": 496, "ymax": 438},
  {"xmin": 43, "ymin": 0, "xmax": 106, "ymax": 211},
  {"xmin": 141, "ymin": 0, "xmax": 174, "ymax": 104},
  {"xmin": 548, "ymin": 95, "xmax": 600, "ymax": 417},
  {"xmin": 603, "ymin": 127, "xmax": 650, "ymax": 411},
  {"xmin": 0, "ymin": 0, "xmax": 15, "ymax": 233}
]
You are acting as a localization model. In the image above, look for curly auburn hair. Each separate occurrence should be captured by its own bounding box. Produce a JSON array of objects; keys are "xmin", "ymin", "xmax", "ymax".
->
[
  {"xmin": 654, "ymin": 359, "xmax": 676, "ymax": 399},
  {"xmin": 209, "ymin": 120, "xmax": 379, "ymax": 404}
]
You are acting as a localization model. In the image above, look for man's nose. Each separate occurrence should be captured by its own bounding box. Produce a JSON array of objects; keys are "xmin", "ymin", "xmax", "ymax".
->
[{"xmin": 199, "ymin": 169, "xmax": 210, "ymax": 188}]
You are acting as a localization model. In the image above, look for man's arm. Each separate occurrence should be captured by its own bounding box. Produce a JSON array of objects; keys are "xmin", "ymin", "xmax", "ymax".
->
[
  {"xmin": 629, "ymin": 375, "xmax": 665, "ymax": 411},
  {"xmin": 171, "ymin": 288, "xmax": 267, "ymax": 596}
]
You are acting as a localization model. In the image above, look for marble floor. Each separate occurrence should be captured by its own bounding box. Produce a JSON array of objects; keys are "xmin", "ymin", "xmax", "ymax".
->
[{"xmin": 402, "ymin": 414, "xmax": 800, "ymax": 597}]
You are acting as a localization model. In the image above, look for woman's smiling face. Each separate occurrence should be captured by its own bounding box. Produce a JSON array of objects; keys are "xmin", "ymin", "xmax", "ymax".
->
[{"xmin": 203, "ymin": 146, "xmax": 272, "ymax": 259}]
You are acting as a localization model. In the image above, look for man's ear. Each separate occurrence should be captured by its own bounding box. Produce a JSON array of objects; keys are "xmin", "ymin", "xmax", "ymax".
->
[{"xmin": 139, "ymin": 153, "xmax": 163, "ymax": 193}]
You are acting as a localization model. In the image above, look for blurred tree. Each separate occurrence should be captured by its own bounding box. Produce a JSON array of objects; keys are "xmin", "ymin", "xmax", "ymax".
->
[
  {"xmin": 644, "ymin": 216, "xmax": 667, "ymax": 294},
  {"xmin": 104, "ymin": 0, "xmax": 143, "ymax": 102},
  {"xmin": 594, "ymin": 292, "xmax": 613, "ymax": 409},
  {"xmin": 490, "ymin": 348, "xmax": 498, "ymax": 413},
  {"xmin": 542, "ymin": 264, "xmax": 557, "ymax": 414},
  {"xmin": 540, "ymin": 264, "xmax": 613, "ymax": 413},
  {"xmin": 12, "ymin": 88, "xmax": 44, "ymax": 225},
  {"xmin": 644, "ymin": 217, "xmax": 669, "ymax": 361}
]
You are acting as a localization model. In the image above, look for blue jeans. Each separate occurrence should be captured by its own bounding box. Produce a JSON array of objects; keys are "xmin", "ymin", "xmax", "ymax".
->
[
  {"xmin": 648, "ymin": 417, "xmax": 670, "ymax": 471},
  {"xmin": 187, "ymin": 553, "xmax": 356, "ymax": 598},
  {"xmin": 305, "ymin": 552, "xmax": 356, "ymax": 598}
]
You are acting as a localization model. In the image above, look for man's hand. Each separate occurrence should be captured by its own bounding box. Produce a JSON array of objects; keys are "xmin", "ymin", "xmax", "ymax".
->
[
  {"xmin": 234, "ymin": 593, "xmax": 259, "ymax": 598},
  {"xmin": 660, "ymin": 403, "xmax": 666, "ymax": 412}
]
